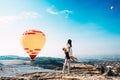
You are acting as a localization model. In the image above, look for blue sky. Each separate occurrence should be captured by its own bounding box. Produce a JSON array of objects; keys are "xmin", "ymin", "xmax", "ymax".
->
[{"xmin": 0, "ymin": 0, "xmax": 120, "ymax": 58}]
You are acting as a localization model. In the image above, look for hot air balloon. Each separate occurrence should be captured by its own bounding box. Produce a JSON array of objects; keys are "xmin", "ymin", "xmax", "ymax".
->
[{"xmin": 21, "ymin": 29, "xmax": 46, "ymax": 62}]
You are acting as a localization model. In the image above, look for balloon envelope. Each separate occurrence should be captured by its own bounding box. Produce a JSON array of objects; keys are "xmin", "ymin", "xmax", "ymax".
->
[{"xmin": 21, "ymin": 29, "xmax": 46, "ymax": 61}]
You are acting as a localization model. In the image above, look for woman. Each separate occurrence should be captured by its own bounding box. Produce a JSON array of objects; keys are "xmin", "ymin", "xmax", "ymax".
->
[
  {"xmin": 62, "ymin": 39, "xmax": 72, "ymax": 74},
  {"xmin": 62, "ymin": 39, "xmax": 77, "ymax": 74}
]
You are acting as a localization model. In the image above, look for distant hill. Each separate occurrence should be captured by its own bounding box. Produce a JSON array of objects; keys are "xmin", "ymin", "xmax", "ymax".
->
[
  {"xmin": 0, "ymin": 55, "xmax": 64, "ymax": 70},
  {"xmin": 0, "ymin": 55, "xmax": 29, "ymax": 60},
  {"xmin": 78, "ymin": 54, "xmax": 120, "ymax": 62},
  {"xmin": 1, "ymin": 54, "xmax": 120, "ymax": 61}
]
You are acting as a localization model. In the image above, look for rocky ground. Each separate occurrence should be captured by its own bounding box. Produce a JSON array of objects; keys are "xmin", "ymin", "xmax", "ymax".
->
[{"xmin": 0, "ymin": 63, "xmax": 120, "ymax": 80}]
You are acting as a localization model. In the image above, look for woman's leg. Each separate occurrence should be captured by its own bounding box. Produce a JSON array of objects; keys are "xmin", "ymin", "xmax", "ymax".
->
[
  {"xmin": 62, "ymin": 59, "xmax": 67, "ymax": 73},
  {"xmin": 67, "ymin": 59, "xmax": 70, "ymax": 73},
  {"xmin": 70, "ymin": 56, "xmax": 76, "ymax": 63},
  {"xmin": 70, "ymin": 56, "xmax": 78, "ymax": 63}
]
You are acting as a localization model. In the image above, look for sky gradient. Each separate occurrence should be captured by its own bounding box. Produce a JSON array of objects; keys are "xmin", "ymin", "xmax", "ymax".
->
[{"xmin": 0, "ymin": 0, "xmax": 120, "ymax": 58}]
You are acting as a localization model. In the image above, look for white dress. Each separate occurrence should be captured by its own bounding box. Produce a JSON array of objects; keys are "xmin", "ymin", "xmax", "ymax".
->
[{"xmin": 67, "ymin": 44, "xmax": 72, "ymax": 56}]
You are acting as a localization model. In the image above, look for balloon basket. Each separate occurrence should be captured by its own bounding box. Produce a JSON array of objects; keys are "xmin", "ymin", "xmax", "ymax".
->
[{"xmin": 31, "ymin": 59, "xmax": 35, "ymax": 62}]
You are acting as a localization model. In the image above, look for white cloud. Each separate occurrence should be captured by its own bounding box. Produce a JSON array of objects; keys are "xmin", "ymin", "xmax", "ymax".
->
[
  {"xmin": 21, "ymin": 12, "xmax": 40, "ymax": 18},
  {"xmin": 46, "ymin": 6, "xmax": 72, "ymax": 18},
  {"xmin": 0, "ymin": 12, "xmax": 40, "ymax": 23},
  {"xmin": 0, "ymin": 16, "xmax": 18, "ymax": 23},
  {"xmin": 60, "ymin": 10, "xmax": 72, "ymax": 14},
  {"xmin": 46, "ymin": 8, "xmax": 58, "ymax": 15},
  {"xmin": 60, "ymin": 10, "xmax": 72, "ymax": 18}
]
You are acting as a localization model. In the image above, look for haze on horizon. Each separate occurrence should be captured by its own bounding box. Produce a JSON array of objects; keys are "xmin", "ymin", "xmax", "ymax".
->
[{"xmin": 0, "ymin": 0, "xmax": 120, "ymax": 58}]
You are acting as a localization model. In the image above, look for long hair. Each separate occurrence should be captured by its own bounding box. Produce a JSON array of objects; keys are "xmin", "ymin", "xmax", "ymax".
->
[{"xmin": 67, "ymin": 39, "xmax": 72, "ymax": 47}]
